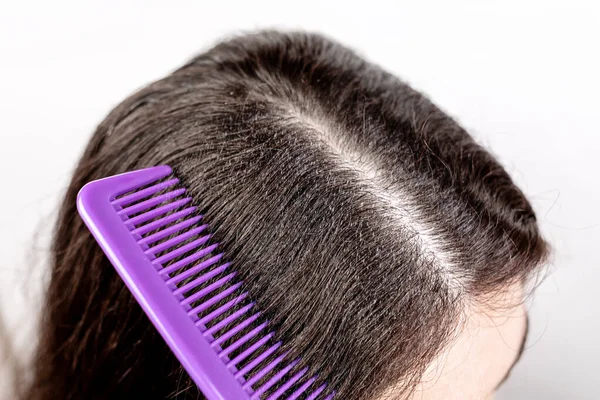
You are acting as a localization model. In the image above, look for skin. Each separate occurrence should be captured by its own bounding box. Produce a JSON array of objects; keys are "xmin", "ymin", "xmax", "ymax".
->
[{"xmin": 395, "ymin": 284, "xmax": 529, "ymax": 400}]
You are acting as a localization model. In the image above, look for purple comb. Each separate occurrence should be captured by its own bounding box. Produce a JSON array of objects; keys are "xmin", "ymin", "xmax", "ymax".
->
[{"xmin": 76, "ymin": 166, "xmax": 333, "ymax": 400}]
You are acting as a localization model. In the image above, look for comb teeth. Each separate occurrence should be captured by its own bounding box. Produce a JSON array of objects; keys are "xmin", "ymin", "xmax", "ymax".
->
[
  {"xmin": 78, "ymin": 166, "xmax": 333, "ymax": 399},
  {"xmin": 112, "ymin": 177, "xmax": 180, "ymax": 207},
  {"xmin": 131, "ymin": 207, "xmax": 197, "ymax": 236}
]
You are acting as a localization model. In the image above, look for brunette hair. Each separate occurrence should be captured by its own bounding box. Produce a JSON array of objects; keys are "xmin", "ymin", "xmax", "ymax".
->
[{"xmin": 24, "ymin": 31, "xmax": 548, "ymax": 400}]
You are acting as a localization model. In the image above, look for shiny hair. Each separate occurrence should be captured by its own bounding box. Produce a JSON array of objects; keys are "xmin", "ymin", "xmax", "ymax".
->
[{"xmin": 25, "ymin": 31, "xmax": 548, "ymax": 399}]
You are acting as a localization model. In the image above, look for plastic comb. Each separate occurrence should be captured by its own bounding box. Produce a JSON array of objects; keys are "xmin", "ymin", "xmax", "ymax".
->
[{"xmin": 76, "ymin": 166, "xmax": 333, "ymax": 400}]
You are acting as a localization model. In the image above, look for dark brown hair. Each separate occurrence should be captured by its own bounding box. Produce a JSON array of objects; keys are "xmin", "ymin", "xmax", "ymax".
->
[{"xmin": 25, "ymin": 31, "xmax": 548, "ymax": 400}]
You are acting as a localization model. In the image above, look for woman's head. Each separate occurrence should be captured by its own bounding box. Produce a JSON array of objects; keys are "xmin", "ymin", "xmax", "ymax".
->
[{"xmin": 27, "ymin": 31, "xmax": 548, "ymax": 399}]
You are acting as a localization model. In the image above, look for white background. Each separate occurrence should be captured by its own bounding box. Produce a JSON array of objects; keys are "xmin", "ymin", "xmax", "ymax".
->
[{"xmin": 0, "ymin": 1, "xmax": 598, "ymax": 399}]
